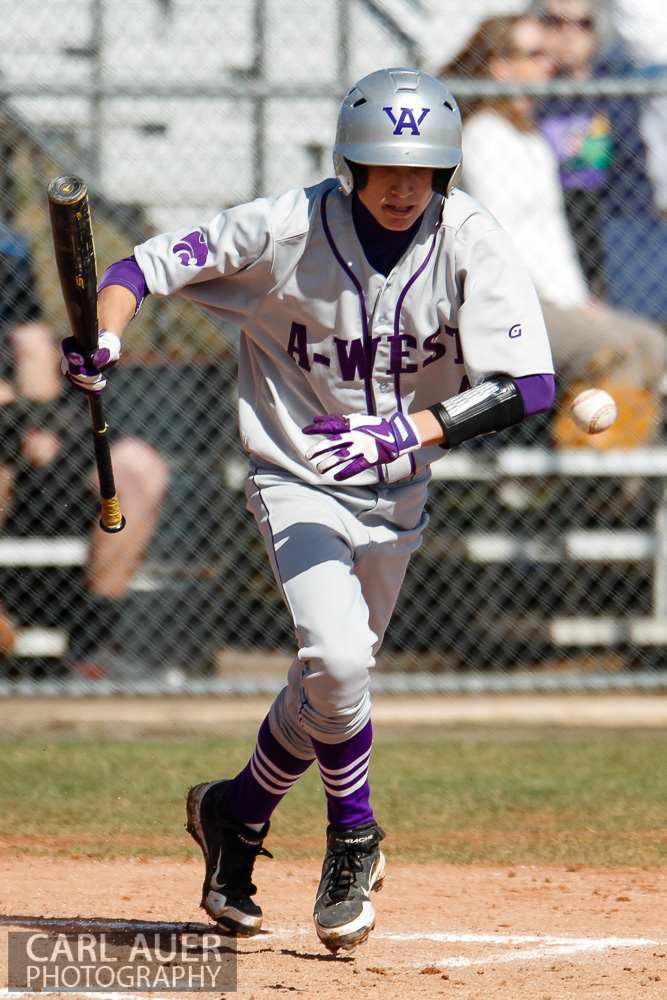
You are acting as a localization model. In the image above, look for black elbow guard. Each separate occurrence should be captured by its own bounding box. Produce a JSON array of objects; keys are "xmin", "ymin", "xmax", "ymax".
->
[{"xmin": 428, "ymin": 375, "xmax": 525, "ymax": 449}]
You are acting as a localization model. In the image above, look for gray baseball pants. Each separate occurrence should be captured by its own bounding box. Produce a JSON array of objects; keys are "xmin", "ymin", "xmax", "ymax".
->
[{"xmin": 244, "ymin": 463, "xmax": 429, "ymax": 757}]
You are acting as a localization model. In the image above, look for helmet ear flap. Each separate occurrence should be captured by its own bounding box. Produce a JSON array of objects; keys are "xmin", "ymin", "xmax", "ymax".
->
[
  {"xmin": 334, "ymin": 156, "xmax": 369, "ymax": 195},
  {"xmin": 447, "ymin": 161, "xmax": 462, "ymax": 197},
  {"xmin": 347, "ymin": 160, "xmax": 368, "ymax": 192},
  {"xmin": 333, "ymin": 151, "xmax": 354, "ymax": 194},
  {"xmin": 433, "ymin": 162, "xmax": 462, "ymax": 198}
]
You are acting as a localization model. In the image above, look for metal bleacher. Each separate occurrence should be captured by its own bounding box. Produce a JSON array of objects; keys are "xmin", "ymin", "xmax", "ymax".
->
[
  {"xmin": 430, "ymin": 447, "xmax": 667, "ymax": 656},
  {"xmin": 6, "ymin": 439, "xmax": 667, "ymax": 682},
  {"xmin": 1, "ymin": 1, "xmax": 667, "ymax": 692}
]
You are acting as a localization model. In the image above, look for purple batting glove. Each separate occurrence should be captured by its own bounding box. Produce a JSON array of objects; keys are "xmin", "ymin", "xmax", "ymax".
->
[
  {"xmin": 61, "ymin": 329, "xmax": 121, "ymax": 394},
  {"xmin": 303, "ymin": 411, "xmax": 421, "ymax": 480}
]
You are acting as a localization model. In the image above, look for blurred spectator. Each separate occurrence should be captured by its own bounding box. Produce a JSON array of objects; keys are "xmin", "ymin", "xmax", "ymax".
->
[
  {"xmin": 0, "ymin": 219, "xmax": 169, "ymax": 677},
  {"xmin": 536, "ymin": 0, "xmax": 657, "ymax": 297},
  {"xmin": 440, "ymin": 13, "xmax": 666, "ymax": 446},
  {"xmin": 610, "ymin": 0, "xmax": 667, "ymax": 221}
]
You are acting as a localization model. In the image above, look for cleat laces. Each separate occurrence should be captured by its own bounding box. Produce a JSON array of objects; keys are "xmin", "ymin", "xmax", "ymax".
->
[
  {"xmin": 322, "ymin": 840, "xmax": 372, "ymax": 903},
  {"xmin": 221, "ymin": 840, "xmax": 273, "ymax": 898}
]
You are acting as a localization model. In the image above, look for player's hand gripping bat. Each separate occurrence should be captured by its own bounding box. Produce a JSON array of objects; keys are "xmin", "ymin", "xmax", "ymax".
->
[{"xmin": 47, "ymin": 174, "xmax": 126, "ymax": 532}]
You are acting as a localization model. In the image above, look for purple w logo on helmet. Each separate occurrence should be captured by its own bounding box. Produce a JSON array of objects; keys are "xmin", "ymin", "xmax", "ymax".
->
[
  {"xmin": 382, "ymin": 107, "xmax": 431, "ymax": 135},
  {"xmin": 173, "ymin": 231, "xmax": 209, "ymax": 267}
]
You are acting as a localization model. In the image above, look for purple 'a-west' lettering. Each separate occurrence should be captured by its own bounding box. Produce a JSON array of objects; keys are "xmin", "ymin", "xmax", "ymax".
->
[
  {"xmin": 422, "ymin": 328, "xmax": 447, "ymax": 367},
  {"xmin": 288, "ymin": 322, "xmax": 311, "ymax": 371},
  {"xmin": 444, "ymin": 324, "xmax": 464, "ymax": 364},
  {"xmin": 173, "ymin": 231, "xmax": 209, "ymax": 267},
  {"xmin": 387, "ymin": 333, "xmax": 418, "ymax": 375},
  {"xmin": 334, "ymin": 337, "xmax": 380, "ymax": 381}
]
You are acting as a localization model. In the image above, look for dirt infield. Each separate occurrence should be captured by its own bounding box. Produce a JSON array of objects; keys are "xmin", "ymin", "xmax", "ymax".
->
[
  {"xmin": 1, "ymin": 856, "xmax": 666, "ymax": 998},
  {"xmin": 2, "ymin": 695, "xmax": 666, "ymax": 997},
  {"xmin": 3, "ymin": 692, "xmax": 667, "ymax": 739}
]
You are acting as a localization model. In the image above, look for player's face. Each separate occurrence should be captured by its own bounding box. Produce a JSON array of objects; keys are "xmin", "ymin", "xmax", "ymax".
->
[{"xmin": 357, "ymin": 165, "xmax": 435, "ymax": 231}]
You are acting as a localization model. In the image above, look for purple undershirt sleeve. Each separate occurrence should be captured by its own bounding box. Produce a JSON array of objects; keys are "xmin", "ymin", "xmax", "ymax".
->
[
  {"xmin": 98, "ymin": 255, "xmax": 148, "ymax": 315},
  {"xmin": 515, "ymin": 374, "xmax": 555, "ymax": 418}
]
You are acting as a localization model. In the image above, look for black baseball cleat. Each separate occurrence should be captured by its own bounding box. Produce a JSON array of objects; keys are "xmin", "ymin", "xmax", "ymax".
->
[
  {"xmin": 313, "ymin": 821, "xmax": 386, "ymax": 953},
  {"xmin": 186, "ymin": 780, "xmax": 271, "ymax": 936}
]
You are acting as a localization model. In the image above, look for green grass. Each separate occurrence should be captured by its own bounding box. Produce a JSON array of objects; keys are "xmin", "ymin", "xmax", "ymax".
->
[{"xmin": 2, "ymin": 736, "xmax": 667, "ymax": 866}]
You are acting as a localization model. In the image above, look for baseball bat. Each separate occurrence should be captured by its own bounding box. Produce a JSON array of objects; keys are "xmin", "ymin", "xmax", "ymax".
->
[{"xmin": 47, "ymin": 174, "xmax": 126, "ymax": 532}]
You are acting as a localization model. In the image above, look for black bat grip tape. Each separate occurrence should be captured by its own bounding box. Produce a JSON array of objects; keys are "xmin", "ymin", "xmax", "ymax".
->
[{"xmin": 91, "ymin": 414, "xmax": 126, "ymax": 533}]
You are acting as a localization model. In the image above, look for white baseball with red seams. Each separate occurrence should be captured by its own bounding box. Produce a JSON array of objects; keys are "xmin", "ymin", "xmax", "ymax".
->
[{"xmin": 570, "ymin": 388, "xmax": 618, "ymax": 434}]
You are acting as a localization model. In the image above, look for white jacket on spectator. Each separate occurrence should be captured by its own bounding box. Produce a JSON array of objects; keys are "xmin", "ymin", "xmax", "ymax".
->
[
  {"xmin": 460, "ymin": 106, "xmax": 666, "ymax": 407},
  {"xmin": 611, "ymin": 0, "xmax": 667, "ymax": 66},
  {"xmin": 461, "ymin": 110, "xmax": 590, "ymax": 308},
  {"xmin": 610, "ymin": 0, "xmax": 667, "ymax": 216}
]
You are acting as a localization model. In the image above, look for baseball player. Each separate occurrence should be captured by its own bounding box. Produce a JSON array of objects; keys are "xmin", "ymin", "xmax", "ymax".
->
[{"xmin": 63, "ymin": 67, "xmax": 555, "ymax": 953}]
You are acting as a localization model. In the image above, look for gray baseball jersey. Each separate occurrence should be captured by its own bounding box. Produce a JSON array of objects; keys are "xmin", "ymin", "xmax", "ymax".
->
[{"xmin": 134, "ymin": 179, "xmax": 554, "ymax": 486}]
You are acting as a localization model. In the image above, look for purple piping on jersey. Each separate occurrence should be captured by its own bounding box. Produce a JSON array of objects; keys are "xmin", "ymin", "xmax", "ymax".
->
[
  {"xmin": 320, "ymin": 190, "xmax": 384, "ymax": 477},
  {"xmin": 391, "ymin": 220, "xmax": 442, "ymax": 475},
  {"xmin": 515, "ymin": 373, "xmax": 555, "ymax": 417},
  {"xmin": 98, "ymin": 255, "xmax": 147, "ymax": 312}
]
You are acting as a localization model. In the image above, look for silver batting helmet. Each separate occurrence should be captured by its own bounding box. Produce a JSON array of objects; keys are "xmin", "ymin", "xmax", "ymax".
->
[{"xmin": 333, "ymin": 67, "xmax": 462, "ymax": 197}]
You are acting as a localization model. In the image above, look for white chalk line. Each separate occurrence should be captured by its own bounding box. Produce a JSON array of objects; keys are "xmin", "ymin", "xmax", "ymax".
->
[
  {"xmin": 3, "ymin": 917, "xmax": 664, "ymax": 949},
  {"xmin": 2, "ymin": 924, "xmax": 665, "ymax": 996},
  {"xmin": 246, "ymin": 927, "xmax": 667, "ymax": 973}
]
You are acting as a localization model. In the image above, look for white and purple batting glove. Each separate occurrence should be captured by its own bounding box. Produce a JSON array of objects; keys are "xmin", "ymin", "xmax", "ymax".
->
[
  {"xmin": 303, "ymin": 411, "xmax": 422, "ymax": 481},
  {"xmin": 61, "ymin": 329, "xmax": 121, "ymax": 394}
]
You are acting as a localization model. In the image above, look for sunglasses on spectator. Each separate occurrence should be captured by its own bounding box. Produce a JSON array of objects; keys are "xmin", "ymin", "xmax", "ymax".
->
[
  {"xmin": 512, "ymin": 47, "xmax": 551, "ymax": 59},
  {"xmin": 542, "ymin": 14, "xmax": 594, "ymax": 30}
]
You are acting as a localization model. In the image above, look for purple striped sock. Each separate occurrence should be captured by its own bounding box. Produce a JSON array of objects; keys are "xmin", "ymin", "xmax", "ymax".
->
[
  {"xmin": 225, "ymin": 716, "xmax": 314, "ymax": 825},
  {"xmin": 311, "ymin": 720, "xmax": 375, "ymax": 829}
]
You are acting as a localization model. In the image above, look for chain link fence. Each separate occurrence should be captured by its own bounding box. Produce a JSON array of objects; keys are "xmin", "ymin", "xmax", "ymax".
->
[{"xmin": 0, "ymin": 0, "xmax": 666, "ymax": 695}]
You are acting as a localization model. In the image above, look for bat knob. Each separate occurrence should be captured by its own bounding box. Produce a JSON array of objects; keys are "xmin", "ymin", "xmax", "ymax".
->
[{"xmin": 47, "ymin": 174, "xmax": 88, "ymax": 205}]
